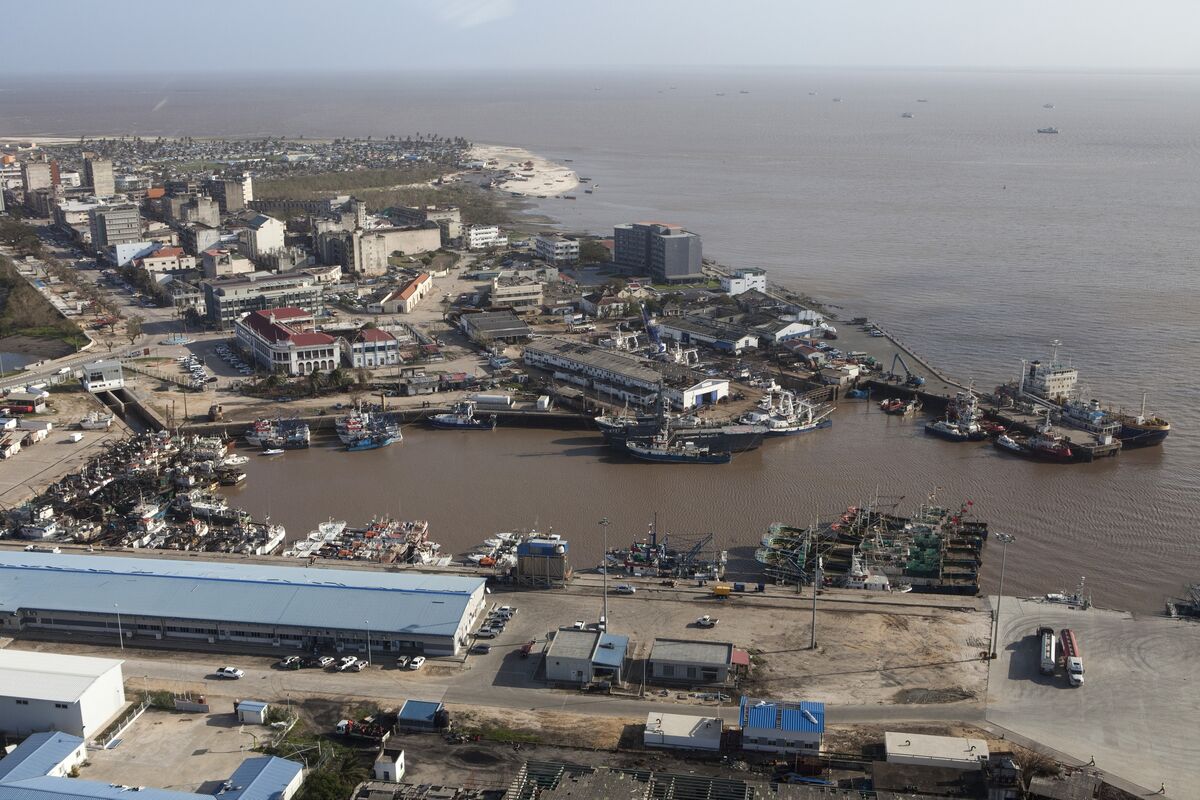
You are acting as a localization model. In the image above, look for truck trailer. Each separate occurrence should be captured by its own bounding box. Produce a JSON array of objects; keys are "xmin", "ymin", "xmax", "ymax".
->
[
  {"xmin": 1059, "ymin": 628, "xmax": 1085, "ymax": 686},
  {"xmin": 1037, "ymin": 626, "xmax": 1057, "ymax": 675}
]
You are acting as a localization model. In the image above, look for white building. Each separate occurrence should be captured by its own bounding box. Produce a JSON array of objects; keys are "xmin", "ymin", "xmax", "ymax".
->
[
  {"xmin": 463, "ymin": 225, "xmax": 506, "ymax": 250},
  {"xmin": 203, "ymin": 248, "xmax": 255, "ymax": 279},
  {"xmin": 534, "ymin": 234, "xmax": 579, "ymax": 265},
  {"xmin": 720, "ymin": 268, "xmax": 767, "ymax": 296},
  {"xmin": 643, "ymin": 713, "xmax": 723, "ymax": 751},
  {"xmin": 373, "ymin": 745, "xmax": 406, "ymax": 782},
  {"xmin": 884, "ymin": 731, "xmax": 989, "ymax": 771},
  {"xmin": 0, "ymin": 650, "xmax": 126, "ymax": 738},
  {"xmin": 235, "ymin": 308, "xmax": 339, "ymax": 376},
  {"xmin": 81, "ymin": 360, "xmax": 124, "ymax": 393},
  {"xmin": 243, "ymin": 213, "xmax": 286, "ymax": 260},
  {"xmin": 345, "ymin": 327, "xmax": 400, "ymax": 368}
]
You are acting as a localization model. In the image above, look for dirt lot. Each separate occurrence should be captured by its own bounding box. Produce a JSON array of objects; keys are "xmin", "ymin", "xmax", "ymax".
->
[{"xmin": 81, "ymin": 706, "xmax": 264, "ymax": 793}]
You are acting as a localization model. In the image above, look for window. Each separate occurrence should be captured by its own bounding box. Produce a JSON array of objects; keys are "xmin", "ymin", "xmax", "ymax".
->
[
  {"xmin": 662, "ymin": 664, "xmax": 674, "ymax": 677},
  {"xmin": 55, "ymin": 702, "xmax": 68, "ymax": 709},
  {"xmin": 16, "ymin": 699, "xmax": 29, "ymax": 705}
]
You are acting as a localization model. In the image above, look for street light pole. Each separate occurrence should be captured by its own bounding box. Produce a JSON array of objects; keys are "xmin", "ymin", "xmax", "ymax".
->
[
  {"xmin": 810, "ymin": 560, "xmax": 821, "ymax": 650},
  {"xmin": 599, "ymin": 518, "xmax": 610, "ymax": 628},
  {"xmin": 364, "ymin": 619, "xmax": 372, "ymax": 665},
  {"xmin": 114, "ymin": 603, "xmax": 124, "ymax": 650},
  {"xmin": 991, "ymin": 533, "xmax": 1015, "ymax": 659}
]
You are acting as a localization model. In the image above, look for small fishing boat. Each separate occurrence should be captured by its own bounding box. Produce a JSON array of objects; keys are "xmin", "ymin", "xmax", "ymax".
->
[{"xmin": 261, "ymin": 448, "xmax": 285, "ymax": 456}]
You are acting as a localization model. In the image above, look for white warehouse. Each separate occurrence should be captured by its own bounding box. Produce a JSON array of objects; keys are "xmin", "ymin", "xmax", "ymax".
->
[{"xmin": 0, "ymin": 650, "xmax": 126, "ymax": 739}]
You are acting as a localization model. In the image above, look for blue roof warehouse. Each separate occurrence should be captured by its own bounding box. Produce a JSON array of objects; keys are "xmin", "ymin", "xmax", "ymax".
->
[{"xmin": 0, "ymin": 552, "xmax": 488, "ymax": 657}]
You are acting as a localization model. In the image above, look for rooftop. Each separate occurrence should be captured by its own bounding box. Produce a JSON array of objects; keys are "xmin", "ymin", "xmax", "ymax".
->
[
  {"xmin": 462, "ymin": 310, "xmax": 532, "ymax": 336},
  {"xmin": 0, "ymin": 552, "xmax": 484, "ymax": 639},
  {"xmin": 883, "ymin": 731, "xmax": 989, "ymax": 763},
  {"xmin": 397, "ymin": 700, "xmax": 443, "ymax": 724},
  {"xmin": 222, "ymin": 757, "xmax": 302, "ymax": 800},
  {"xmin": 397, "ymin": 273, "xmax": 430, "ymax": 301},
  {"xmin": 0, "ymin": 733, "xmax": 83, "ymax": 784},
  {"xmin": 546, "ymin": 628, "xmax": 601, "ymax": 661},
  {"xmin": 238, "ymin": 308, "xmax": 333, "ymax": 347},
  {"xmin": 649, "ymin": 639, "xmax": 733, "ymax": 667},
  {"xmin": 524, "ymin": 338, "xmax": 661, "ymax": 385},
  {"xmin": 643, "ymin": 713, "xmax": 722, "ymax": 745},
  {"xmin": 0, "ymin": 651, "xmax": 123, "ymax": 704},
  {"xmin": 739, "ymin": 696, "xmax": 825, "ymax": 734}
]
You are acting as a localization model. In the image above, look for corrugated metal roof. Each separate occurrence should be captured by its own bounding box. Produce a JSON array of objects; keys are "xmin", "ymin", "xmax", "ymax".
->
[
  {"xmin": 0, "ymin": 553, "xmax": 483, "ymax": 640},
  {"xmin": 592, "ymin": 633, "xmax": 629, "ymax": 668},
  {"xmin": 236, "ymin": 701, "xmax": 268, "ymax": 713},
  {"xmin": 0, "ymin": 733, "xmax": 83, "ymax": 784},
  {"xmin": 398, "ymin": 700, "xmax": 443, "ymax": 723},
  {"xmin": 0, "ymin": 651, "xmax": 123, "ymax": 703},
  {"xmin": 223, "ymin": 757, "xmax": 303, "ymax": 800},
  {"xmin": 739, "ymin": 696, "xmax": 825, "ymax": 734},
  {"xmin": 0, "ymin": 776, "xmax": 202, "ymax": 800}
]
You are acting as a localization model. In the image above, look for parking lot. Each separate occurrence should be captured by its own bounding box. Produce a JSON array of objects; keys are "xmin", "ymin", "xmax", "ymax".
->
[{"xmin": 987, "ymin": 598, "xmax": 1200, "ymax": 792}]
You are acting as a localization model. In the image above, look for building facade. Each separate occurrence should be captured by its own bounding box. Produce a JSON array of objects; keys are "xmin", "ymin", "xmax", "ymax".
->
[
  {"xmin": 490, "ymin": 273, "xmax": 543, "ymax": 310},
  {"xmin": 647, "ymin": 639, "xmax": 734, "ymax": 685},
  {"xmin": 235, "ymin": 307, "xmax": 339, "ymax": 375},
  {"xmin": 534, "ymin": 234, "xmax": 579, "ymax": 265},
  {"xmin": 544, "ymin": 628, "xmax": 628, "ymax": 685},
  {"xmin": 463, "ymin": 225, "xmax": 505, "ymax": 250},
  {"xmin": 82, "ymin": 155, "xmax": 115, "ymax": 197},
  {"xmin": 0, "ymin": 651, "xmax": 126, "ymax": 738},
  {"xmin": 202, "ymin": 248, "xmax": 255, "ymax": 279},
  {"xmin": 613, "ymin": 222, "xmax": 703, "ymax": 283},
  {"xmin": 203, "ymin": 272, "xmax": 324, "ymax": 330},
  {"xmin": 720, "ymin": 268, "xmax": 767, "ymax": 296},
  {"xmin": 243, "ymin": 213, "xmax": 286, "ymax": 260},
  {"xmin": 345, "ymin": 327, "xmax": 400, "ymax": 368},
  {"xmin": 88, "ymin": 204, "xmax": 142, "ymax": 251}
]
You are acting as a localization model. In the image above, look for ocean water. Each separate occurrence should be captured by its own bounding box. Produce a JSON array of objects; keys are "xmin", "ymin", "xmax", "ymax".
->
[{"xmin": 3, "ymin": 69, "xmax": 1197, "ymax": 612}]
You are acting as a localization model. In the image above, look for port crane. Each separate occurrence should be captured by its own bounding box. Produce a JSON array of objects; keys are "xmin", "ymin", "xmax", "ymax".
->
[
  {"xmin": 640, "ymin": 303, "xmax": 667, "ymax": 355},
  {"xmin": 887, "ymin": 354, "xmax": 926, "ymax": 387}
]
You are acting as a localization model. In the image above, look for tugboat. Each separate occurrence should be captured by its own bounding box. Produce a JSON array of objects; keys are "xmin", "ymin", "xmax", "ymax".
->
[
  {"xmin": 429, "ymin": 401, "xmax": 497, "ymax": 430},
  {"xmin": 924, "ymin": 389, "xmax": 987, "ymax": 441},
  {"xmin": 1027, "ymin": 414, "xmax": 1073, "ymax": 462},
  {"xmin": 245, "ymin": 418, "xmax": 276, "ymax": 447},
  {"xmin": 879, "ymin": 398, "xmax": 920, "ymax": 415},
  {"xmin": 624, "ymin": 431, "xmax": 731, "ymax": 464}
]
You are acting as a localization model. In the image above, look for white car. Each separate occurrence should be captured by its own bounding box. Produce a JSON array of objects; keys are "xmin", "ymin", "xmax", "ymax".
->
[
  {"xmin": 614, "ymin": 584, "xmax": 636, "ymax": 595},
  {"xmin": 215, "ymin": 666, "xmax": 244, "ymax": 679},
  {"xmin": 476, "ymin": 628, "xmax": 497, "ymax": 639},
  {"xmin": 407, "ymin": 656, "xmax": 426, "ymax": 671},
  {"xmin": 696, "ymin": 615, "xmax": 718, "ymax": 628}
]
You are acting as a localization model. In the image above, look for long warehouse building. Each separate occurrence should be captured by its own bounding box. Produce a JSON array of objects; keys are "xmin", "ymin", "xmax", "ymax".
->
[{"xmin": 0, "ymin": 552, "xmax": 487, "ymax": 657}]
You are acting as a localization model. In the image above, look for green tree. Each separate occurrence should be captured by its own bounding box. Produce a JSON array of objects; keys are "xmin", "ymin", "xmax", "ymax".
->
[
  {"xmin": 328, "ymin": 366, "xmax": 346, "ymax": 388},
  {"xmin": 578, "ymin": 238, "xmax": 611, "ymax": 264},
  {"xmin": 307, "ymin": 369, "xmax": 322, "ymax": 396},
  {"xmin": 125, "ymin": 315, "xmax": 144, "ymax": 344}
]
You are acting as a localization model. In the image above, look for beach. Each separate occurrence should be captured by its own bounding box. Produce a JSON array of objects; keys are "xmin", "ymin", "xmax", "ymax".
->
[{"xmin": 468, "ymin": 142, "xmax": 580, "ymax": 197}]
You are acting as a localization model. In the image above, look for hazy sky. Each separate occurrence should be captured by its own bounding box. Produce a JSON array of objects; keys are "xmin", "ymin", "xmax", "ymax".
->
[{"xmin": 10, "ymin": 0, "xmax": 1200, "ymax": 74}]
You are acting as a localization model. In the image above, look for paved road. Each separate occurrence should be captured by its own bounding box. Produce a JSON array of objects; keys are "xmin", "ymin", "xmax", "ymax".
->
[{"xmin": 987, "ymin": 597, "xmax": 1200, "ymax": 795}]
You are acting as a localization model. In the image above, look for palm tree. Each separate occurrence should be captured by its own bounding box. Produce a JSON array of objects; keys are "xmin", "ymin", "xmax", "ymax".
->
[
  {"xmin": 307, "ymin": 369, "xmax": 322, "ymax": 397},
  {"xmin": 328, "ymin": 367, "xmax": 346, "ymax": 388}
]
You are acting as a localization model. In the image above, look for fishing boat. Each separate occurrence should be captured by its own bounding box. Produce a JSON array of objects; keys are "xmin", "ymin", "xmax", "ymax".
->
[
  {"xmin": 625, "ymin": 432, "xmax": 731, "ymax": 464},
  {"xmin": 1112, "ymin": 394, "xmax": 1171, "ymax": 448},
  {"xmin": 261, "ymin": 448, "xmax": 285, "ymax": 456},
  {"xmin": 1037, "ymin": 127, "xmax": 1059, "ymax": 134},
  {"xmin": 901, "ymin": 111, "xmax": 914, "ymax": 118},
  {"xmin": 346, "ymin": 432, "xmax": 399, "ymax": 451},
  {"xmin": 429, "ymin": 401, "xmax": 496, "ymax": 430},
  {"xmin": 879, "ymin": 398, "xmax": 919, "ymax": 415},
  {"xmin": 221, "ymin": 453, "xmax": 249, "ymax": 466},
  {"xmin": 739, "ymin": 390, "xmax": 834, "ymax": 435}
]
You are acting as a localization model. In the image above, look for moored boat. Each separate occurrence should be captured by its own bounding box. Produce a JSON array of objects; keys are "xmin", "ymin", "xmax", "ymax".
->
[
  {"xmin": 429, "ymin": 401, "xmax": 497, "ymax": 430},
  {"xmin": 625, "ymin": 432, "xmax": 731, "ymax": 464}
]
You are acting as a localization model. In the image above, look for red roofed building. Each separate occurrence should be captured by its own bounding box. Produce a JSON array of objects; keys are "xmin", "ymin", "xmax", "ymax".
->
[
  {"xmin": 234, "ymin": 307, "xmax": 338, "ymax": 376},
  {"xmin": 133, "ymin": 245, "xmax": 196, "ymax": 280},
  {"xmin": 345, "ymin": 327, "xmax": 399, "ymax": 368}
]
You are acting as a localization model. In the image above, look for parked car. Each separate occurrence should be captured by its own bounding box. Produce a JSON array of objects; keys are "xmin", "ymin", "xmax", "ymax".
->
[
  {"xmin": 696, "ymin": 615, "xmax": 718, "ymax": 628},
  {"xmin": 476, "ymin": 628, "xmax": 497, "ymax": 639},
  {"xmin": 407, "ymin": 656, "xmax": 426, "ymax": 671},
  {"xmin": 215, "ymin": 666, "xmax": 244, "ymax": 679},
  {"xmin": 278, "ymin": 656, "xmax": 302, "ymax": 669},
  {"xmin": 496, "ymin": 605, "xmax": 517, "ymax": 617},
  {"xmin": 470, "ymin": 644, "xmax": 491, "ymax": 655},
  {"xmin": 615, "ymin": 584, "xmax": 636, "ymax": 595},
  {"xmin": 395, "ymin": 655, "xmax": 410, "ymax": 669}
]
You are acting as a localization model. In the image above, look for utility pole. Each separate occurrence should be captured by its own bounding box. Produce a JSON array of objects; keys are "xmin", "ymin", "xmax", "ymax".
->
[
  {"xmin": 991, "ymin": 533, "xmax": 1015, "ymax": 659},
  {"xmin": 810, "ymin": 560, "xmax": 821, "ymax": 650},
  {"xmin": 364, "ymin": 619, "xmax": 372, "ymax": 665},
  {"xmin": 114, "ymin": 602, "xmax": 124, "ymax": 650},
  {"xmin": 599, "ymin": 517, "xmax": 611, "ymax": 628}
]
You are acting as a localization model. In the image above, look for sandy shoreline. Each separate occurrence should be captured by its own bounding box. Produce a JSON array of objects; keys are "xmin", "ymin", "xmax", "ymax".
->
[{"xmin": 468, "ymin": 143, "xmax": 580, "ymax": 198}]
